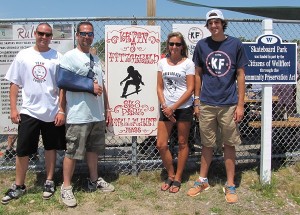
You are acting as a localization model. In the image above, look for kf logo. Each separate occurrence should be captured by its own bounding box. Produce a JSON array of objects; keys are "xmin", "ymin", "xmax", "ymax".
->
[
  {"xmin": 188, "ymin": 27, "xmax": 203, "ymax": 44},
  {"xmin": 190, "ymin": 31, "xmax": 200, "ymax": 39},
  {"xmin": 211, "ymin": 58, "xmax": 225, "ymax": 70}
]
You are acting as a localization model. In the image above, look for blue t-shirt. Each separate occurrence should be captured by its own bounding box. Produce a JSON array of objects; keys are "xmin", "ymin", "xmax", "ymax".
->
[
  {"xmin": 193, "ymin": 36, "xmax": 249, "ymax": 106},
  {"xmin": 60, "ymin": 48, "xmax": 105, "ymax": 124}
]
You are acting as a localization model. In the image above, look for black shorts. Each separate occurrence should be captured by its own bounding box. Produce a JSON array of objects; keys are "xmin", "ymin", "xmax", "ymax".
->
[
  {"xmin": 16, "ymin": 114, "xmax": 66, "ymax": 157},
  {"xmin": 159, "ymin": 106, "xmax": 193, "ymax": 122}
]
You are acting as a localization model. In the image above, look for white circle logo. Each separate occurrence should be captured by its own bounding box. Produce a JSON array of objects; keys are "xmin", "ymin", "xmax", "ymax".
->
[
  {"xmin": 188, "ymin": 27, "xmax": 204, "ymax": 44},
  {"xmin": 32, "ymin": 65, "xmax": 47, "ymax": 80}
]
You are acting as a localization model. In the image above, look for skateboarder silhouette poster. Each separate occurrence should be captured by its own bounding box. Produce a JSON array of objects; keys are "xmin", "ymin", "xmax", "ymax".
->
[{"xmin": 105, "ymin": 25, "xmax": 160, "ymax": 136}]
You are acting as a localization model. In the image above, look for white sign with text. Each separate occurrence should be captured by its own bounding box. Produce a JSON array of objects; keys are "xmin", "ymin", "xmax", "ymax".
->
[
  {"xmin": 173, "ymin": 24, "xmax": 210, "ymax": 58},
  {"xmin": 105, "ymin": 25, "xmax": 160, "ymax": 136}
]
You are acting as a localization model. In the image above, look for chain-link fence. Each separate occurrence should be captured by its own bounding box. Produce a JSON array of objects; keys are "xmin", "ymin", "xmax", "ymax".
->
[{"xmin": 0, "ymin": 17, "xmax": 299, "ymax": 175}]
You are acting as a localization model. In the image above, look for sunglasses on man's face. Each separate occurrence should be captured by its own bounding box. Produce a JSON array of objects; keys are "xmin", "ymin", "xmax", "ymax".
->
[
  {"xmin": 79, "ymin": 32, "xmax": 94, "ymax": 37},
  {"xmin": 169, "ymin": 42, "xmax": 182, "ymax": 47},
  {"xmin": 37, "ymin": 31, "xmax": 52, "ymax": 37}
]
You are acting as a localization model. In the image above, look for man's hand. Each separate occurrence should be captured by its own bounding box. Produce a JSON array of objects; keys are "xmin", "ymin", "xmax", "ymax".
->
[
  {"xmin": 234, "ymin": 105, "xmax": 244, "ymax": 123},
  {"xmin": 10, "ymin": 109, "xmax": 20, "ymax": 124},
  {"xmin": 54, "ymin": 112, "xmax": 65, "ymax": 126},
  {"xmin": 105, "ymin": 110, "xmax": 113, "ymax": 126},
  {"xmin": 93, "ymin": 80, "xmax": 103, "ymax": 96}
]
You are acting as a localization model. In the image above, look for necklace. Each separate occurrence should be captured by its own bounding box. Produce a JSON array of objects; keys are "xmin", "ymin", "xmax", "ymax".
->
[{"xmin": 169, "ymin": 57, "xmax": 184, "ymax": 65}]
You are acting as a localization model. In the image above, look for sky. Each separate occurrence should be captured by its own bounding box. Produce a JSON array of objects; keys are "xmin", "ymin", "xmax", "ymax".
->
[{"xmin": 0, "ymin": 0, "xmax": 299, "ymax": 20}]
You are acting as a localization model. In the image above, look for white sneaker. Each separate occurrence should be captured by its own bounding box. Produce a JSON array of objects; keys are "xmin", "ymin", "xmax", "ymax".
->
[
  {"xmin": 43, "ymin": 180, "xmax": 55, "ymax": 200},
  {"xmin": 87, "ymin": 177, "xmax": 115, "ymax": 192},
  {"xmin": 60, "ymin": 184, "xmax": 77, "ymax": 207}
]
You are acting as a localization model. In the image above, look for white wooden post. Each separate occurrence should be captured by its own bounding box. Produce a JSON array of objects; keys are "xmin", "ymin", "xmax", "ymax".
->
[{"xmin": 260, "ymin": 19, "xmax": 273, "ymax": 184}]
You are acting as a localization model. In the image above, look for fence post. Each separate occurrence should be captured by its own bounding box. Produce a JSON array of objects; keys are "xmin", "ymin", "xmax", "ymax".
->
[
  {"xmin": 260, "ymin": 19, "xmax": 273, "ymax": 184},
  {"xmin": 132, "ymin": 136, "xmax": 138, "ymax": 176}
]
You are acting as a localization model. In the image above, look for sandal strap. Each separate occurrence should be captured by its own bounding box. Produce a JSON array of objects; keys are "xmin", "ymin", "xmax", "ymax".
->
[
  {"xmin": 165, "ymin": 178, "xmax": 173, "ymax": 186},
  {"xmin": 169, "ymin": 180, "xmax": 181, "ymax": 193},
  {"xmin": 161, "ymin": 178, "xmax": 174, "ymax": 191},
  {"xmin": 172, "ymin": 180, "xmax": 181, "ymax": 187}
]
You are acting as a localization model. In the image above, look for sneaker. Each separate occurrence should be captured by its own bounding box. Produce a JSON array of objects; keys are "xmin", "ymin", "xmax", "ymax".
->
[
  {"xmin": 87, "ymin": 177, "xmax": 115, "ymax": 192},
  {"xmin": 187, "ymin": 178, "xmax": 210, "ymax": 197},
  {"xmin": 223, "ymin": 183, "xmax": 238, "ymax": 203},
  {"xmin": 1, "ymin": 184, "xmax": 26, "ymax": 204},
  {"xmin": 43, "ymin": 180, "xmax": 55, "ymax": 200},
  {"xmin": 4, "ymin": 149, "xmax": 16, "ymax": 160},
  {"xmin": 60, "ymin": 184, "xmax": 77, "ymax": 207}
]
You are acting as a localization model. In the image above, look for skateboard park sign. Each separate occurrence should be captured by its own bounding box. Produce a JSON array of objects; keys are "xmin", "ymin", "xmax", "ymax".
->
[{"xmin": 243, "ymin": 34, "xmax": 297, "ymax": 84}]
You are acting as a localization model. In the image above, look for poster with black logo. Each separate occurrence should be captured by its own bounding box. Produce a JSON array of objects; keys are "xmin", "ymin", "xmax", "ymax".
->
[{"xmin": 105, "ymin": 25, "xmax": 160, "ymax": 136}]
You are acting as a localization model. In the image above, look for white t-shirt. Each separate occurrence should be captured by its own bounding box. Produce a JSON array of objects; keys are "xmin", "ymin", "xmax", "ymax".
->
[
  {"xmin": 60, "ymin": 48, "xmax": 105, "ymax": 124},
  {"xmin": 5, "ymin": 47, "xmax": 62, "ymax": 122},
  {"xmin": 157, "ymin": 58, "xmax": 195, "ymax": 109}
]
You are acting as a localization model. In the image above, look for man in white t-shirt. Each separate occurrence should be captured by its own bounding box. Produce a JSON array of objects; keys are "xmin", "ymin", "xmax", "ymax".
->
[{"xmin": 2, "ymin": 23, "xmax": 66, "ymax": 205}]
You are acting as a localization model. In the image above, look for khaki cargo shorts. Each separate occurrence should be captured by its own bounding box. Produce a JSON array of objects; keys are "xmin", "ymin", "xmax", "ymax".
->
[
  {"xmin": 199, "ymin": 103, "xmax": 241, "ymax": 148},
  {"xmin": 65, "ymin": 121, "xmax": 106, "ymax": 160}
]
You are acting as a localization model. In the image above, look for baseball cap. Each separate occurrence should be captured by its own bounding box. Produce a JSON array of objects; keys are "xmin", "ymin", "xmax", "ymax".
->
[{"xmin": 206, "ymin": 9, "xmax": 224, "ymax": 22}]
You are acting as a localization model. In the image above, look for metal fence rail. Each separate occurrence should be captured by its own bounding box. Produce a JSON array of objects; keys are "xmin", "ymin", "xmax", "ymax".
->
[{"xmin": 0, "ymin": 17, "xmax": 299, "ymax": 175}]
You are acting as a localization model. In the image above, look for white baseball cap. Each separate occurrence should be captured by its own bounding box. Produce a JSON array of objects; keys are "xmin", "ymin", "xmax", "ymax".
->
[{"xmin": 206, "ymin": 9, "xmax": 224, "ymax": 22}]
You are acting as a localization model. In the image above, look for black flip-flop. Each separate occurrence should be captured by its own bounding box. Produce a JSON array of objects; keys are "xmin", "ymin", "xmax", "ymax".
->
[
  {"xmin": 169, "ymin": 180, "xmax": 181, "ymax": 193},
  {"xmin": 161, "ymin": 178, "xmax": 173, "ymax": 191}
]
